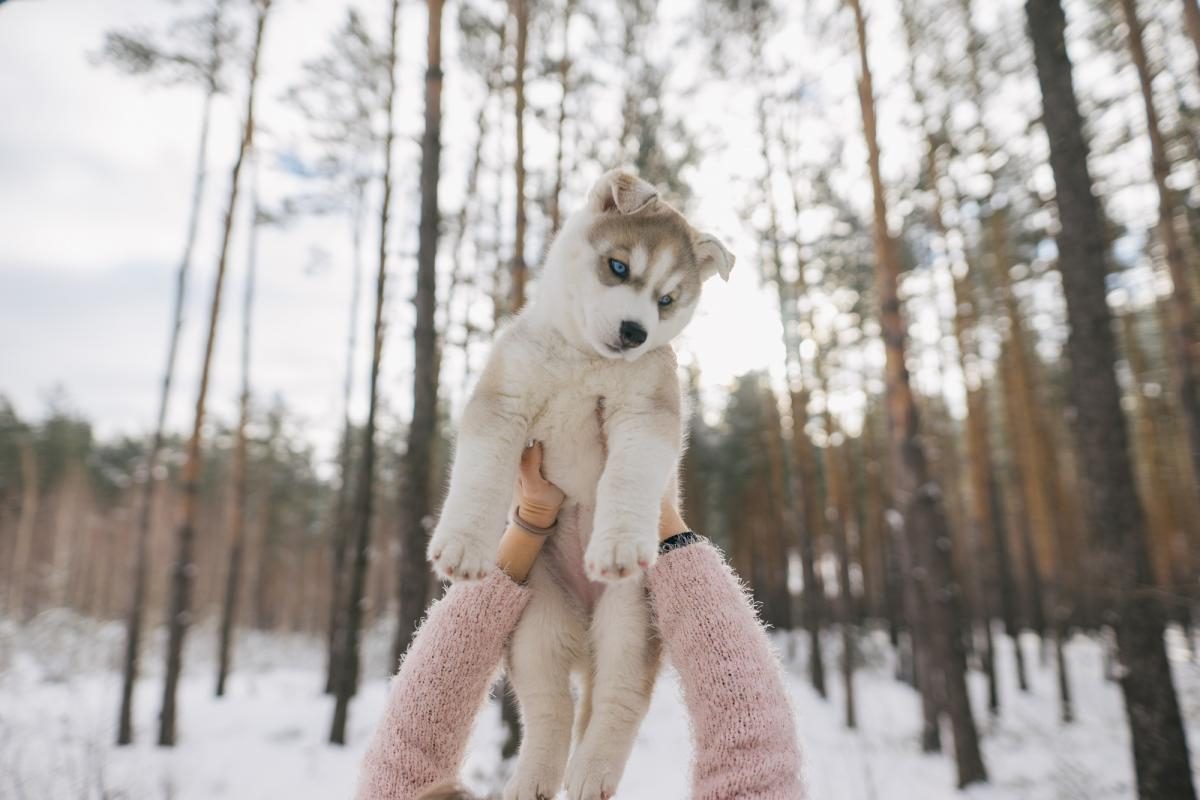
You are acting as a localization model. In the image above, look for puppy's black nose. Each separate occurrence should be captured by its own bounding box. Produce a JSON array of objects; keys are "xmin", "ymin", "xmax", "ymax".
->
[{"xmin": 619, "ymin": 320, "xmax": 648, "ymax": 349}]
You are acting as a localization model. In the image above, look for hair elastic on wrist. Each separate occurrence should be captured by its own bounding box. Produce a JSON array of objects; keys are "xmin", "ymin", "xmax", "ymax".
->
[
  {"xmin": 510, "ymin": 506, "xmax": 558, "ymax": 536},
  {"xmin": 659, "ymin": 530, "xmax": 702, "ymax": 554}
]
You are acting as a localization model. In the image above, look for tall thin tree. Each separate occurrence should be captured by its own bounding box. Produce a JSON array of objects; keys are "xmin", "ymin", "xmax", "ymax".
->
[
  {"xmin": 159, "ymin": 0, "xmax": 271, "ymax": 747},
  {"xmin": 1118, "ymin": 0, "xmax": 1200, "ymax": 499},
  {"xmin": 509, "ymin": 0, "xmax": 530, "ymax": 312},
  {"xmin": 1025, "ymin": 0, "xmax": 1197, "ymax": 796},
  {"xmin": 753, "ymin": 86, "xmax": 830, "ymax": 695},
  {"xmin": 778, "ymin": 119, "xmax": 829, "ymax": 699},
  {"xmin": 283, "ymin": 7, "xmax": 388, "ymax": 697},
  {"xmin": 215, "ymin": 149, "xmax": 260, "ymax": 698},
  {"xmin": 107, "ymin": 0, "xmax": 230, "ymax": 746},
  {"xmin": 900, "ymin": 0, "xmax": 1000, "ymax": 715},
  {"xmin": 844, "ymin": 0, "xmax": 987, "ymax": 786},
  {"xmin": 952, "ymin": 0, "xmax": 1032, "ymax": 695},
  {"xmin": 1184, "ymin": 0, "xmax": 1200, "ymax": 83},
  {"xmin": 330, "ymin": 0, "xmax": 402, "ymax": 745},
  {"xmin": 393, "ymin": 0, "xmax": 445, "ymax": 671},
  {"xmin": 820, "ymin": 364, "xmax": 857, "ymax": 729},
  {"xmin": 549, "ymin": 0, "xmax": 576, "ymax": 234}
]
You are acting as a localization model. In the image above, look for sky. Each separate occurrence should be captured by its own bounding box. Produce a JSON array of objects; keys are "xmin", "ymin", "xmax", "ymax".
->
[
  {"xmin": 0, "ymin": 0, "xmax": 1174, "ymax": 468},
  {"xmin": 0, "ymin": 0, "xmax": 805, "ymax": 465}
]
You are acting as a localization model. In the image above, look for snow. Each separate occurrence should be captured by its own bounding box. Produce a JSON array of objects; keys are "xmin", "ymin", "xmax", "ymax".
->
[{"xmin": 2, "ymin": 612, "xmax": 1199, "ymax": 799}]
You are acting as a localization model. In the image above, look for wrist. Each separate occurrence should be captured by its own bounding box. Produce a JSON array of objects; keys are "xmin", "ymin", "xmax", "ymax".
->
[
  {"xmin": 497, "ymin": 525, "xmax": 547, "ymax": 583},
  {"xmin": 658, "ymin": 503, "xmax": 689, "ymax": 542}
]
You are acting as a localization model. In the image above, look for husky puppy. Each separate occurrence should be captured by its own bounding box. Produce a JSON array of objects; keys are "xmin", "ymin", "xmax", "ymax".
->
[{"xmin": 427, "ymin": 169, "xmax": 733, "ymax": 800}]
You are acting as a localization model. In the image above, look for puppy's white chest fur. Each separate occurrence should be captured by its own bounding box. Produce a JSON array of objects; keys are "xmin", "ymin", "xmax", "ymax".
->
[{"xmin": 520, "ymin": 328, "xmax": 677, "ymax": 512}]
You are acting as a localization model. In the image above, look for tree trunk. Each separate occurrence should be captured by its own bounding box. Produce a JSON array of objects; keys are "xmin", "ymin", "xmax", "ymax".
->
[
  {"xmin": 329, "ymin": 0, "xmax": 400, "ymax": 746},
  {"xmin": 863, "ymin": 409, "xmax": 899, "ymax": 644},
  {"xmin": 753, "ymin": 89, "xmax": 797, "ymax": 632},
  {"xmin": 773, "ymin": 97, "xmax": 829, "ymax": 696},
  {"xmin": 438, "ymin": 92, "xmax": 491, "ymax": 388},
  {"xmin": 893, "ymin": 505, "xmax": 942, "ymax": 751},
  {"xmin": 550, "ymin": 0, "xmax": 574, "ymax": 235},
  {"xmin": 6, "ymin": 437, "xmax": 37, "ymax": 620},
  {"xmin": 509, "ymin": 0, "xmax": 529, "ymax": 313},
  {"xmin": 1025, "ymin": 1, "xmax": 1197, "ymax": 795},
  {"xmin": 116, "ymin": 6, "xmax": 221, "ymax": 743},
  {"xmin": 216, "ymin": 150, "xmax": 259, "ymax": 699},
  {"xmin": 955, "ymin": 0, "xmax": 1031, "ymax": 691},
  {"xmin": 1119, "ymin": 0, "xmax": 1200, "ymax": 497},
  {"xmin": 827, "ymin": 432, "xmax": 857, "ymax": 730},
  {"xmin": 846, "ymin": 0, "xmax": 987, "ymax": 785},
  {"xmin": 1054, "ymin": 623, "xmax": 1074, "ymax": 723},
  {"xmin": 1000, "ymin": 214, "xmax": 1082, "ymax": 707},
  {"xmin": 325, "ymin": 179, "xmax": 367, "ymax": 695},
  {"xmin": 158, "ymin": 0, "xmax": 268, "ymax": 747},
  {"xmin": 901, "ymin": 0, "xmax": 1010, "ymax": 708},
  {"xmin": 992, "ymin": 209, "xmax": 1073, "ymax": 619},
  {"xmin": 789, "ymin": 389, "xmax": 828, "ymax": 697},
  {"xmin": 1122, "ymin": 310, "xmax": 1198, "ymax": 621},
  {"xmin": 760, "ymin": 388, "xmax": 794, "ymax": 631},
  {"xmin": 392, "ymin": 0, "xmax": 444, "ymax": 670},
  {"xmin": 1184, "ymin": 0, "xmax": 1200, "ymax": 85}
]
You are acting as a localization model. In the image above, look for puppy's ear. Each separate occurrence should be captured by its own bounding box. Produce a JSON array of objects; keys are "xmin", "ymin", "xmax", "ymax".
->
[
  {"xmin": 696, "ymin": 233, "xmax": 735, "ymax": 282},
  {"xmin": 589, "ymin": 169, "xmax": 659, "ymax": 215}
]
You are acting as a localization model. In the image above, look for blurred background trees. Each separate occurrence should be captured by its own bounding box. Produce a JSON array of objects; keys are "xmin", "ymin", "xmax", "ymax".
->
[{"xmin": 2, "ymin": 0, "xmax": 1200, "ymax": 794}]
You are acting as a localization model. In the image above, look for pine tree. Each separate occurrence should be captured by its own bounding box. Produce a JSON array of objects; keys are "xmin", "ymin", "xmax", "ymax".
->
[
  {"xmin": 1118, "ymin": 0, "xmax": 1200, "ymax": 502},
  {"xmin": 1184, "ymin": 0, "xmax": 1200, "ymax": 83},
  {"xmin": 159, "ymin": 0, "xmax": 271, "ymax": 747},
  {"xmin": 549, "ymin": 0, "xmax": 577, "ymax": 234},
  {"xmin": 330, "ymin": 0, "xmax": 401, "ymax": 745},
  {"xmin": 283, "ymin": 5, "xmax": 388, "ymax": 698},
  {"xmin": 1025, "ymin": 0, "xmax": 1196, "ymax": 794},
  {"xmin": 103, "ymin": 0, "xmax": 232, "ymax": 746},
  {"xmin": 509, "ymin": 0, "xmax": 530, "ymax": 312},
  {"xmin": 393, "ymin": 0, "xmax": 446, "ymax": 668},
  {"xmin": 844, "ymin": 0, "xmax": 986, "ymax": 785},
  {"xmin": 214, "ymin": 148, "xmax": 260, "ymax": 698},
  {"xmin": 772, "ymin": 93, "xmax": 830, "ymax": 699}
]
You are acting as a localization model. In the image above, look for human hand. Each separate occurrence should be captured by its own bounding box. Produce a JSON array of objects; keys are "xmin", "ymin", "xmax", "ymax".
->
[
  {"xmin": 498, "ymin": 442, "xmax": 564, "ymax": 583},
  {"xmin": 516, "ymin": 441, "xmax": 565, "ymax": 528}
]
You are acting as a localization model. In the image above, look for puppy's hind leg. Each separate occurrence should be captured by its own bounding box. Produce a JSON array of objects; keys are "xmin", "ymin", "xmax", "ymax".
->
[
  {"xmin": 504, "ymin": 573, "xmax": 584, "ymax": 800},
  {"xmin": 565, "ymin": 580, "xmax": 660, "ymax": 800}
]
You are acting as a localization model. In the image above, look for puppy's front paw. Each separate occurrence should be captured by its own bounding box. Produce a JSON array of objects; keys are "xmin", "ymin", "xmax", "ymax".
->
[
  {"xmin": 585, "ymin": 527, "xmax": 656, "ymax": 582},
  {"xmin": 427, "ymin": 524, "xmax": 494, "ymax": 581}
]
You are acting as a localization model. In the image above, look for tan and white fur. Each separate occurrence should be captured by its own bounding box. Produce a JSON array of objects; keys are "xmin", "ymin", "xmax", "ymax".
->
[{"xmin": 427, "ymin": 169, "xmax": 734, "ymax": 800}]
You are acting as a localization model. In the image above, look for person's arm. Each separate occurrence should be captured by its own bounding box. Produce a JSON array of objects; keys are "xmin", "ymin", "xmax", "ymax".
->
[
  {"xmin": 646, "ymin": 501, "xmax": 804, "ymax": 800},
  {"xmin": 357, "ymin": 444, "xmax": 563, "ymax": 800},
  {"xmin": 356, "ymin": 570, "xmax": 527, "ymax": 800}
]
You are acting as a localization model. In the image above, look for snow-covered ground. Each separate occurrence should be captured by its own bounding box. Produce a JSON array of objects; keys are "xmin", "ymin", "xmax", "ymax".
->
[{"xmin": 2, "ymin": 611, "xmax": 1199, "ymax": 799}]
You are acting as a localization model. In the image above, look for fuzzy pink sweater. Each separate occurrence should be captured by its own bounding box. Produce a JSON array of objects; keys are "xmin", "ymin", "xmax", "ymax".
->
[{"xmin": 356, "ymin": 542, "xmax": 803, "ymax": 799}]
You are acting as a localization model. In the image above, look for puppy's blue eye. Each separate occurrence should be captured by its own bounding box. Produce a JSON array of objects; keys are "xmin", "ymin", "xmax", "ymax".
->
[
  {"xmin": 609, "ymin": 258, "xmax": 629, "ymax": 279},
  {"xmin": 658, "ymin": 295, "xmax": 673, "ymax": 307}
]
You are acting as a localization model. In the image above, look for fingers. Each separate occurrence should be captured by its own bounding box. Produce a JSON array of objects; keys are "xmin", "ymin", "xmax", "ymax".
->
[{"xmin": 520, "ymin": 439, "xmax": 544, "ymax": 481}]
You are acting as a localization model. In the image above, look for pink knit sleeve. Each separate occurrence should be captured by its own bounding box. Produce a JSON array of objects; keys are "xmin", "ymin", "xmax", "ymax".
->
[
  {"xmin": 647, "ymin": 541, "xmax": 804, "ymax": 800},
  {"xmin": 356, "ymin": 570, "xmax": 530, "ymax": 800}
]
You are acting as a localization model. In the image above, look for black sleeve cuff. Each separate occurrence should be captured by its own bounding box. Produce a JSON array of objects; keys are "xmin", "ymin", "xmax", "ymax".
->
[{"xmin": 659, "ymin": 530, "xmax": 703, "ymax": 555}]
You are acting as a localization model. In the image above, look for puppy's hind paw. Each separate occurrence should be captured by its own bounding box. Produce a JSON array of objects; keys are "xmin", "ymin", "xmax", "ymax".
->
[
  {"xmin": 564, "ymin": 751, "xmax": 618, "ymax": 800},
  {"xmin": 584, "ymin": 532, "xmax": 656, "ymax": 583},
  {"xmin": 503, "ymin": 764, "xmax": 563, "ymax": 800},
  {"xmin": 427, "ymin": 527, "xmax": 495, "ymax": 581}
]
